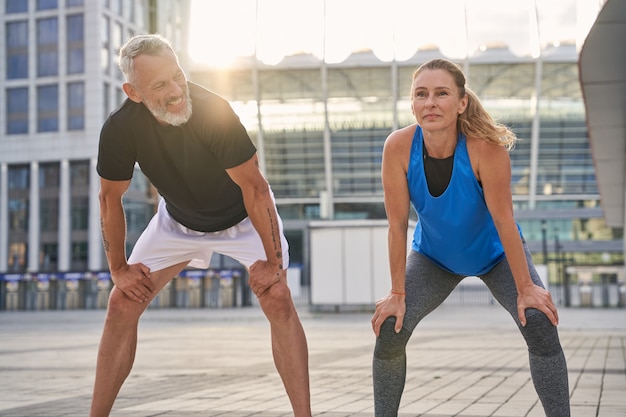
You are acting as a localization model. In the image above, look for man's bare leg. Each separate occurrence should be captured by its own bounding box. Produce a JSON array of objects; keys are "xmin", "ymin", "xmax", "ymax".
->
[
  {"xmin": 258, "ymin": 281, "xmax": 311, "ymax": 417},
  {"xmin": 89, "ymin": 262, "xmax": 188, "ymax": 417}
]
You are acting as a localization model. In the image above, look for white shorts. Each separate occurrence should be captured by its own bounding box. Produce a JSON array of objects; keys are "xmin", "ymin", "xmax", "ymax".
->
[{"xmin": 128, "ymin": 198, "xmax": 289, "ymax": 273}]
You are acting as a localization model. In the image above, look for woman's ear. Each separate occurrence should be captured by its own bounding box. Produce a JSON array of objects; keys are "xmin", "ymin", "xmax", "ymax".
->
[{"xmin": 458, "ymin": 94, "xmax": 468, "ymax": 115}]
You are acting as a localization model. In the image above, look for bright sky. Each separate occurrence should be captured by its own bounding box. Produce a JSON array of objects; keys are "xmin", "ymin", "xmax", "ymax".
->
[{"xmin": 189, "ymin": 0, "xmax": 601, "ymax": 67}]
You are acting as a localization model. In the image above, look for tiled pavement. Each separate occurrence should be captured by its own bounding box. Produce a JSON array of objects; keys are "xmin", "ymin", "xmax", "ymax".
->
[{"xmin": 0, "ymin": 305, "xmax": 623, "ymax": 416}]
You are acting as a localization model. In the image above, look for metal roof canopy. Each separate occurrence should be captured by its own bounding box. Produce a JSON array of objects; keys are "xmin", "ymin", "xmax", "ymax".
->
[{"xmin": 579, "ymin": 0, "xmax": 626, "ymax": 228}]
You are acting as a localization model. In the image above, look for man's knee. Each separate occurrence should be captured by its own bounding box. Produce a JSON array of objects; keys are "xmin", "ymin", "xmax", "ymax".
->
[
  {"xmin": 259, "ymin": 281, "xmax": 295, "ymax": 320},
  {"xmin": 106, "ymin": 287, "xmax": 145, "ymax": 319},
  {"xmin": 374, "ymin": 318, "xmax": 411, "ymax": 360},
  {"xmin": 521, "ymin": 309, "xmax": 563, "ymax": 357}
]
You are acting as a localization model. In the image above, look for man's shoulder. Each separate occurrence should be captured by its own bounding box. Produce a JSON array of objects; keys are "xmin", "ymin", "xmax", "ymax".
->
[
  {"xmin": 103, "ymin": 99, "xmax": 146, "ymax": 132},
  {"xmin": 188, "ymin": 82, "xmax": 231, "ymax": 109}
]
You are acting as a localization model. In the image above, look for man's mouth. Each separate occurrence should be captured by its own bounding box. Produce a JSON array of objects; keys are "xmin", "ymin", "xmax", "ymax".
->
[{"xmin": 167, "ymin": 96, "xmax": 184, "ymax": 108}]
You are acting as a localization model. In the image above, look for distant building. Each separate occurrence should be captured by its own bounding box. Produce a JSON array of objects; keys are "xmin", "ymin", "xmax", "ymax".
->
[
  {"xmin": 0, "ymin": 0, "xmax": 190, "ymax": 274},
  {"xmin": 0, "ymin": 0, "xmax": 621, "ymax": 294},
  {"xmin": 190, "ymin": 43, "xmax": 623, "ymax": 286}
]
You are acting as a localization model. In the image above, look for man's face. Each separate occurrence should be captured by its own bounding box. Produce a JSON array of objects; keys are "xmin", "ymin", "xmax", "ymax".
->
[{"xmin": 126, "ymin": 49, "xmax": 192, "ymax": 126}]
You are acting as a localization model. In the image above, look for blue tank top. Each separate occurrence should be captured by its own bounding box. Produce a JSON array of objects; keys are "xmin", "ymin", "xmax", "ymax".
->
[{"xmin": 407, "ymin": 126, "xmax": 518, "ymax": 275}]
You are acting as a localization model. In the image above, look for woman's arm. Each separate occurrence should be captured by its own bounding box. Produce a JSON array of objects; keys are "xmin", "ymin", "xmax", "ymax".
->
[
  {"xmin": 474, "ymin": 139, "xmax": 558, "ymax": 326},
  {"xmin": 371, "ymin": 128, "xmax": 413, "ymax": 335}
]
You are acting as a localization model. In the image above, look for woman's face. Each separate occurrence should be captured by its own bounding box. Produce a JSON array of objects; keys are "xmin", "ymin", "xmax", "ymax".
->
[{"xmin": 411, "ymin": 68, "xmax": 467, "ymax": 135}]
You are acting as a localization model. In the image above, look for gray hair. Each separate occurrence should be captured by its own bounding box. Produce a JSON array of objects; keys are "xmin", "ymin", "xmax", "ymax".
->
[{"xmin": 118, "ymin": 34, "xmax": 175, "ymax": 84}]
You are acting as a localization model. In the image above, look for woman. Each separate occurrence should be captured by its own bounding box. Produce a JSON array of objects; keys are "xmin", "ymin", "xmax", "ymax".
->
[{"xmin": 371, "ymin": 59, "xmax": 570, "ymax": 417}]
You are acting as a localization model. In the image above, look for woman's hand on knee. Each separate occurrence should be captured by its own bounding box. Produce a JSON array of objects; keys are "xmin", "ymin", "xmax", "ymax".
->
[
  {"xmin": 371, "ymin": 292, "xmax": 406, "ymax": 337},
  {"xmin": 517, "ymin": 284, "xmax": 559, "ymax": 327}
]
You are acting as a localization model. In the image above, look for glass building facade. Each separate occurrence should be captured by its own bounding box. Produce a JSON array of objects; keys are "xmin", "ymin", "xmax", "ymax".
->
[
  {"xmin": 0, "ymin": 0, "xmax": 191, "ymax": 275},
  {"xmin": 191, "ymin": 45, "xmax": 623, "ymax": 284}
]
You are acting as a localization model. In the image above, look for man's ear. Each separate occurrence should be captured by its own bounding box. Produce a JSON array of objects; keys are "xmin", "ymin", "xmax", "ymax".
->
[{"xmin": 123, "ymin": 83, "xmax": 142, "ymax": 103}]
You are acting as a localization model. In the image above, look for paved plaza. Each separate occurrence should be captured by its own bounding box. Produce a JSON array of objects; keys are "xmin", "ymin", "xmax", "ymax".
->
[{"xmin": 0, "ymin": 304, "xmax": 624, "ymax": 417}]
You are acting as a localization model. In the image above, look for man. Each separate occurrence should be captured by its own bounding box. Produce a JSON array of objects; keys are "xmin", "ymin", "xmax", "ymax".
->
[{"xmin": 92, "ymin": 34, "xmax": 311, "ymax": 417}]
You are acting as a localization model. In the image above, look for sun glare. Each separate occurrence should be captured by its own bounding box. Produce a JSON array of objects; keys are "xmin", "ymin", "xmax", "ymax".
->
[{"xmin": 188, "ymin": 0, "xmax": 596, "ymax": 68}]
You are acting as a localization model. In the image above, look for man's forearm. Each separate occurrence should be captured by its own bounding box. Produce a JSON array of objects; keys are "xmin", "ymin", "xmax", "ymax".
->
[
  {"xmin": 243, "ymin": 187, "xmax": 283, "ymax": 268},
  {"xmin": 100, "ymin": 200, "xmax": 129, "ymax": 272}
]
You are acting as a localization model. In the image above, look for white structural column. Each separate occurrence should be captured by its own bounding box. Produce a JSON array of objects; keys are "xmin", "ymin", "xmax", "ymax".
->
[
  {"xmin": 320, "ymin": 0, "xmax": 334, "ymax": 220},
  {"xmin": 0, "ymin": 164, "xmax": 8, "ymax": 271},
  {"xmin": 27, "ymin": 161, "xmax": 40, "ymax": 272},
  {"xmin": 527, "ymin": 1, "xmax": 542, "ymax": 209},
  {"xmin": 88, "ymin": 157, "xmax": 102, "ymax": 271},
  {"xmin": 58, "ymin": 159, "xmax": 71, "ymax": 271}
]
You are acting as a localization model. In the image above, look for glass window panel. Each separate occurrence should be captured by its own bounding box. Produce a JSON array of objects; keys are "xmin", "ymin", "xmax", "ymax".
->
[
  {"xmin": 6, "ymin": 87, "xmax": 29, "ymax": 134},
  {"xmin": 40, "ymin": 243, "xmax": 58, "ymax": 271},
  {"xmin": 6, "ymin": 0, "xmax": 27, "ymax": 13},
  {"xmin": 40, "ymin": 198, "xmax": 59, "ymax": 231},
  {"xmin": 71, "ymin": 197, "xmax": 89, "ymax": 230},
  {"xmin": 36, "ymin": 0, "xmax": 57, "ymax": 10},
  {"xmin": 67, "ymin": 82, "xmax": 85, "ymax": 130},
  {"xmin": 101, "ymin": 16, "xmax": 110, "ymax": 73},
  {"xmin": 37, "ymin": 85, "xmax": 59, "ymax": 132},
  {"xmin": 39, "ymin": 163, "xmax": 60, "ymax": 188},
  {"xmin": 37, "ymin": 17, "xmax": 59, "ymax": 77},
  {"xmin": 67, "ymin": 14, "xmax": 84, "ymax": 74},
  {"xmin": 67, "ymin": 0, "xmax": 83, "ymax": 6},
  {"xmin": 8, "ymin": 165, "xmax": 29, "ymax": 189},
  {"xmin": 70, "ymin": 161, "xmax": 90, "ymax": 186},
  {"xmin": 6, "ymin": 21, "xmax": 28, "ymax": 79}
]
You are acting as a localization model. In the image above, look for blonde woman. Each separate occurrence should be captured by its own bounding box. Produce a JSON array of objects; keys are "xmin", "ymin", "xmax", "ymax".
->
[{"xmin": 371, "ymin": 59, "xmax": 570, "ymax": 417}]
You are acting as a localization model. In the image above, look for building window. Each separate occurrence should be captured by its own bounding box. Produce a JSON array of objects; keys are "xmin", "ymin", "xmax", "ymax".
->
[
  {"xmin": 40, "ymin": 243, "xmax": 58, "ymax": 272},
  {"xmin": 6, "ymin": 0, "xmax": 27, "ymax": 13},
  {"xmin": 40, "ymin": 198, "xmax": 59, "ymax": 232},
  {"xmin": 101, "ymin": 15, "xmax": 110, "ymax": 74},
  {"xmin": 70, "ymin": 161, "xmax": 90, "ymax": 186},
  {"xmin": 37, "ymin": 85, "xmax": 59, "ymax": 132},
  {"xmin": 112, "ymin": 22, "xmax": 124, "ymax": 79},
  {"xmin": 36, "ymin": 0, "xmax": 57, "ymax": 10},
  {"xmin": 103, "ymin": 82, "xmax": 110, "ymax": 120},
  {"xmin": 8, "ymin": 243, "xmax": 26, "ymax": 272},
  {"xmin": 67, "ymin": 14, "xmax": 84, "ymax": 74},
  {"xmin": 6, "ymin": 87, "xmax": 29, "ymax": 134},
  {"xmin": 6, "ymin": 21, "xmax": 28, "ymax": 79},
  {"xmin": 8, "ymin": 164, "xmax": 29, "ymax": 189},
  {"xmin": 67, "ymin": 82, "xmax": 85, "ymax": 130},
  {"xmin": 8, "ymin": 165, "xmax": 29, "ymax": 235},
  {"xmin": 67, "ymin": 0, "xmax": 84, "ymax": 6},
  {"xmin": 71, "ymin": 197, "xmax": 89, "ymax": 230},
  {"xmin": 39, "ymin": 162, "xmax": 60, "ymax": 188},
  {"xmin": 37, "ymin": 17, "xmax": 59, "ymax": 77},
  {"xmin": 71, "ymin": 241, "xmax": 88, "ymax": 270}
]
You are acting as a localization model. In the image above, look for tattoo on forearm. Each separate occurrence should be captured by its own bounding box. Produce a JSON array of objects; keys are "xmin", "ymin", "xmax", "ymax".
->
[
  {"xmin": 100, "ymin": 218, "xmax": 110, "ymax": 252},
  {"xmin": 267, "ymin": 208, "xmax": 282, "ymax": 261}
]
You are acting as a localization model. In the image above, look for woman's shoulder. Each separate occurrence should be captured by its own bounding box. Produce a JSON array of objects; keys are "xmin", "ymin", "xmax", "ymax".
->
[{"xmin": 385, "ymin": 124, "xmax": 418, "ymax": 149}]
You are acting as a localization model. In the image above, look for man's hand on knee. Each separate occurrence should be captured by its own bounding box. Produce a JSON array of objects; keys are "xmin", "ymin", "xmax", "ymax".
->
[{"xmin": 249, "ymin": 260, "xmax": 284, "ymax": 298}]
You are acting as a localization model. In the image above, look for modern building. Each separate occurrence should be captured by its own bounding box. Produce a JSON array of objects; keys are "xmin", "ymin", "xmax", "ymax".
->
[
  {"xmin": 0, "ymin": 0, "xmax": 622, "ymax": 308},
  {"xmin": 0, "ymin": 0, "xmax": 191, "ymax": 274},
  {"xmin": 190, "ymin": 41, "xmax": 622, "ymax": 290}
]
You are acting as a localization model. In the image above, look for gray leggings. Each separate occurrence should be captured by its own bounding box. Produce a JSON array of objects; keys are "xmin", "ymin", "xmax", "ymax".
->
[{"xmin": 373, "ymin": 247, "xmax": 570, "ymax": 417}]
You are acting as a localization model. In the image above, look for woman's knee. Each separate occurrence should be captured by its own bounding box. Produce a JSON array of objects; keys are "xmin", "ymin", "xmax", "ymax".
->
[
  {"xmin": 521, "ymin": 309, "xmax": 563, "ymax": 357},
  {"xmin": 374, "ymin": 317, "xmax": 411, "ymax": 360}
]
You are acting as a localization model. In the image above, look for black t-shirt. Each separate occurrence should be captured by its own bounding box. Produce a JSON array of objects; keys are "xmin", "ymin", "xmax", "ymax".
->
[{"xmin": 97, "ymin": 83, "xmax": 257, "ymax": 232}]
